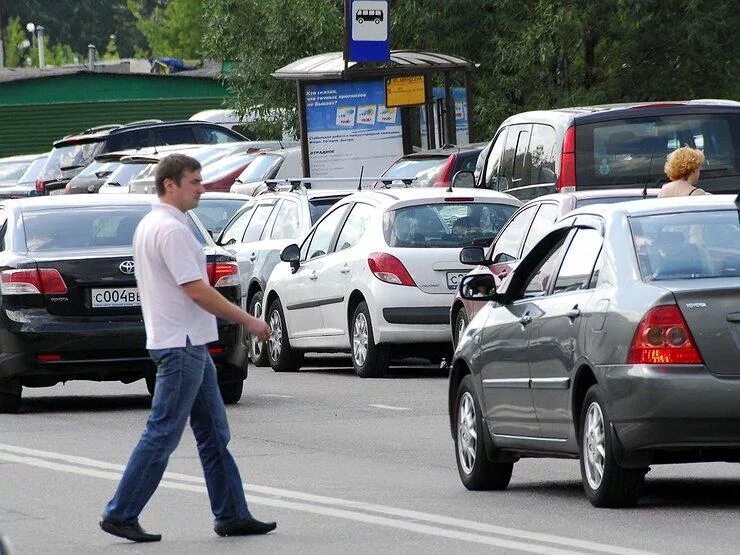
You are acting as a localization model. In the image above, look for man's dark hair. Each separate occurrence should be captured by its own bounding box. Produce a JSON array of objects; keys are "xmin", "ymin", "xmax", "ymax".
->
[{"xmin": 154, "ymin": 154, "xmax": 202, "ymax": 196}]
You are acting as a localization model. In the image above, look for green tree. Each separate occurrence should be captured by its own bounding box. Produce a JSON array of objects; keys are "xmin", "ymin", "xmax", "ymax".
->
[
  {"xmin": 3, "ymin": 17, "xmax": 27, "ymax": 67},
  {"xmin": 104, "ymin": 36, "xmax": 121, "ymax": 61},
  {"xmin": 128, "ymin": 0, "xmax": 204, "ymax": 59}
]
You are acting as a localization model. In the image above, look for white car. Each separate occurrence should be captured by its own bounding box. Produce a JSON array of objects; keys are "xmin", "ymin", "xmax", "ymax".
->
[{"xmin": 263, "ymin": 188, "xmax": 521, "ymax": 377}]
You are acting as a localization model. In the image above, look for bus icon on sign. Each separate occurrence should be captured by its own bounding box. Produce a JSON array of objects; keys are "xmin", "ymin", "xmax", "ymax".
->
[{"xmin": 356, "ymin": 9, "xmax": 383, "ymax": 24}]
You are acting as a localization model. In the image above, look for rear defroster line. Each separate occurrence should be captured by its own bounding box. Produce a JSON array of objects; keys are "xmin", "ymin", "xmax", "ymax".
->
[{"xmin": 0, "ymin": 443, "xmax": 655, "ymax": 555}]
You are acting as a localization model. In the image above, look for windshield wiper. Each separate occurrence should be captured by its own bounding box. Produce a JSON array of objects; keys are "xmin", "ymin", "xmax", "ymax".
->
[{"xmin": 60, "ymin": 164, "xmax": 85, "ymax": 171}]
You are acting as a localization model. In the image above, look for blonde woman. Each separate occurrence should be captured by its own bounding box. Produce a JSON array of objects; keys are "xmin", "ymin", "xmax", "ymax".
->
[{"xmin": 658, "ymin": 146, "xmax": 706, "ymax": 197}]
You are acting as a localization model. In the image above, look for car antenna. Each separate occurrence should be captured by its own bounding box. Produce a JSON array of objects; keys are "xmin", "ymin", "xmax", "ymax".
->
[
  {"xmin": 642, "ymin": 151, "xmax": 655, "ymax": 199},
  {"xmin": 357, "ymin": 165, "xmax": 364, "ymax": 191}
]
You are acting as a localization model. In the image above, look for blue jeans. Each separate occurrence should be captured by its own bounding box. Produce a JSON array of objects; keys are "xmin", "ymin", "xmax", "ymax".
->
[{"xmin": 103, "ymin": 342, "xmax": 251, "ymax": 525}]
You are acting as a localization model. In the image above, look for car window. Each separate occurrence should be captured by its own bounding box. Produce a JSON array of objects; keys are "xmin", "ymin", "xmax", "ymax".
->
[
  {"xmin": 381, "ymin": 157, "xmax": 448, "ymax": 188},
  {"xmin": 17, "ymin": 156, "xmax": 49, "ymax": 185},
  {"xmin": 490, "ymin": 204, "xmax": 537, "ymax": 262},
  {"xmin": 155, "ymin": 127, "xmax": 196, "ymax": 145},
  {"xmin": 512, "ymin": 127, "xmax": 531, "ymax": 187},
  {"xmin": 194, "ymin": 126, "xmax": 240, "ymax": 144},
  {"xmin": 0, "ymin": 160, "xmax": 33, "ymax": 181},
  {"xmin": 336, "ymin": 203, "xmax": 374, "ymax": 251},
  {"xmin": 383, "ymin": 202, "xmax": 516, "ymax": 248},
  {"xmin": 484, "ymin": 130, "xmax": 507, "ymax": 190},
  {"xmin": 236, "ymin": 154, "xmax": 281, "ymax": 182},
  {"xmin": 498, "ymin": 124, "xmax": 530, "ymax": 191},
  {"xmin": 522, "ymin": 235, "xmax": 568, "ymax": 297},
  {"xmin": 528, "ymin": 124, "xmax": 557, "ymax": 184},
  {"xmin": 106, "ymin": 129, "xmax": 151, "ymax": 152},
  {"xmin": 522, "ymin": 203, "xmax": 559, "ymax": 255},
  {"xmin": 0, "ymin": 209, "xmax": 8, "ymax": 251},
  {"xmin": 303, "ymin": 205, "xmax": 348, "ymax": 261},
  {"xmin": 269, "ymin": 199, "xmax": 301, "ymax": 240},
  {"xmin": 219, "ymin": 205, "xmax": 254, "ymax": 244},
  {"xmin": 630, "ymin": 210, "xmax": 740, "ymax": 280},
  {"xmin": 552, "ymin": 228, "xmax": 603, "ymax": 294},
  {"xmin": 44, "ymin": 141, "xmax": 104, "ymax": 178},
  {"xmin": 242, "ymin": 202, "xmax": 276, "ymax": 243},
  {"xmin": 192, "ymin": 198, "xmax": 249, "ymax": 235},
  {"xmin": 452, "ymin": 150, "xmax": 482, "ymax": 174},
  {"xmin": 309, "ymin": 196, "xmax": 347, "ymax": 224}
]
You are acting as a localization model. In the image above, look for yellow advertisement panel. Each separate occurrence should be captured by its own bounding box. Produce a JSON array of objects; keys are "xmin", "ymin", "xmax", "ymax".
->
[{"xmin": 385, "ymin": 76, "xmax": 426, "ymax": 107}]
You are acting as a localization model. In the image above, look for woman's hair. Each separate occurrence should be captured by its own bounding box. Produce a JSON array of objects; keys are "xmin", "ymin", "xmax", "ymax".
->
[{"xmin": 664, "ymin": 146, "xmax": 705, "ymax": 181}]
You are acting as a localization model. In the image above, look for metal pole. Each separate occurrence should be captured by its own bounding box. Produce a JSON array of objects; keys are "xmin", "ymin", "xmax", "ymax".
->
[
  {"xmin": 36, "ymin": 26, "xmax": 45, "ymax": 69},
  {"xmin": 88, "ymin": 44, "xmax": 96, "ymax": 71},
  {"xmin": 464, "ymin": 70, "xmax": 474, "ymax": 142},
  {"xmin": 424, "ymin": 74, "xmax": 435, "ymax": 150},
  {"xmin": 444, "ymin": 71, "xmax": 456, "ymax": 146},
  {"xmin": 0, "ymin": 0, "xmax": 5, "ymax": 69},
  {"xmin": 297, "ymin": 80, "xmax": 310, "ymax": 177}
]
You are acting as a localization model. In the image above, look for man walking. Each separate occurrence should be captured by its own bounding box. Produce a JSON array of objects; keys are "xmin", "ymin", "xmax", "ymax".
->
[{"xmin": 100, "ymin": 154, "xmax": 275, "ymax": 542}]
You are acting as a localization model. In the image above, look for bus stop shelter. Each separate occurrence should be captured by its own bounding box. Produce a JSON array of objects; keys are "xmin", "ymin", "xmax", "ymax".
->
[{"xmin": 273, "ymin": 50, "xmax": 478, "ymax": 178}]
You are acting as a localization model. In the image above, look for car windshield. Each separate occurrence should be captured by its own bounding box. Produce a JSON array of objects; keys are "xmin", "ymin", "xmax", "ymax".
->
[
  {"xmin": 192, "ymin": 198, "xmax": 250, "ymax": 235},
  {"xmin": 0, "ymin": 159, "xmax": 34, "ymax": 182},
  {"xmin": 105, "ymin": 163, "xmax": 148, "ymax": 187},
  {"xmin": 201, "ymin": 153, "xmax": 258, "ymax": 181},
  {"xmin": 17, "ymin": 156, "xmax": 49, "ymax": 185},
  {"xmin": 383, "ymin": 202, "xmax": 517, "ymax": 248},
  {"xmin": 577, "ymin": 113, "xmax": 740, "ymax": 187},
  {"xmin": 309, "ymin": 196, "xmax": 348, "ymax": 223},
  {"xmin": 630, "ymin": 209, "xmax": 740, "ymax": 280},
  {"xmin": 235, "ymin": 154, "xmax": 281, "ymax": 182},
  {"xmin": 44, "ymin": 141, "xmax": 105, "ymax": 178},
  {"xmin": 23, "ymin": 206, "xmax": 208, "ymax": 251},
  {"xmin": 380, "ymin": 157, "xmax": 447, "ymax": 187}
]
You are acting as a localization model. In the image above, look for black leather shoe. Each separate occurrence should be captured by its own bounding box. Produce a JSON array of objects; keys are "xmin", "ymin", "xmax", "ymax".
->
[
  {"xmin": 99, "ymin": 519, "xmax": 162, "ymax": 542},
  {"xmin": 214, "ymin": 517, "xmax": 277, "ymax": 537}
]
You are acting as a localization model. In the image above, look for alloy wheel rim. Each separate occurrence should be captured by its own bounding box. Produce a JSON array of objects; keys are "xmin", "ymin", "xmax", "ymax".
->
[
  {"xmin": 457, "ymin": 314, "xmax": 467, "ymax": 343},
  {"xmin": 250, "ymin": 299, "xmax": 263, "ymax": 357},
  {"xmin": 457, "ymin": 391, "xmax": 477, "ymax": 474},
  {"xmin": 268, "ymin": 309, "xmax": 282, "ymax": 361},
  {"xmin": 353, "ymin": 313, "xmax": 369, "ymax": 367},
  {"xmin": 584, "ymin": 401, "xmax": 606, "ymax": 490}
]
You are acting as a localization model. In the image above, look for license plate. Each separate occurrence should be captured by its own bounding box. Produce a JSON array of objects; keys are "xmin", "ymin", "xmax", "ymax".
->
[
  {"xmin": 48, "ymin": 188, "xmax": 66, "ymax": 196},
  {"xmin": 91, "ymin": 287, "xmax": 140, "ymax": 308},
  {"xmin": 446, "ymin": 271, "xmax": 468, "ymax": 290}
]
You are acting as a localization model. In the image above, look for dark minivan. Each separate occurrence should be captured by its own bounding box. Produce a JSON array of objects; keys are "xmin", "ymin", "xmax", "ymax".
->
[{"xmin": 474, "ymin": 99, "xmax": 740, "ymax": 200}]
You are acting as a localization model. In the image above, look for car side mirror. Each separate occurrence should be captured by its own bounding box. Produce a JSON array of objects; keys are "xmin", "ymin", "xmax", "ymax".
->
[
  {"xmin": 280, "ymin": 243, "xmax": 301, "ymax": 272},
  {"xmin": 459, "ymin": 246, "xmax": 486, "ymax": 265},
  {"xmin": 451, "ymin": 170, "xmax": 475, "ymax": 189},
  {"xmin": 459, "ymin": 273, "xmax": 500, "ymax": 302}
]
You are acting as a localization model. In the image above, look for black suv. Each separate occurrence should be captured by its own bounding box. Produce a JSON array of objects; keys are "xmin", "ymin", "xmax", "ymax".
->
[
  {"xmin": 37, "ymin": 120, "xmax": 247, "ymax": 195},
  {"xmin": 474, "ymin": 99, "xmax": 740, "ymax": 200}
]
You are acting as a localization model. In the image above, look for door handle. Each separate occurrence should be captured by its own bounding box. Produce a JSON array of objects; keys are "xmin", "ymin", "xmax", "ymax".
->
[
  {"xmin": 309, "ymin": 271, "xmax": 318, "ymax": 280},
  {"xmin": 727, "ymin": 312, "xmax": 740, "ymax": 323},
  {"xmin": 249, "ymin": 253, "xmax": 257, "ymax": 262},
  {"xmin": 340, "ymin": 265, "xmax": 351, "ymax": 274},
  {"xmin": 566, "ymin": 306, "xmax": 581, "ymax": 320},
  {"xmin": 518, "ymin": 314, "xmax": 532, "ymax": 326}
]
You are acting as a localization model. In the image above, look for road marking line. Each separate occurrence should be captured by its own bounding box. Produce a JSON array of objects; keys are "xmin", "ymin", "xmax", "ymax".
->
[
  {"xmin": 368, "ymin": 404, "xmax": 411, "ymax": 411},
  {"xmin": 260, "ymin": 394, "xmax": 296, "ymax": 399},
  {"xmin": 0, "ymin": 444, "xmax": 656, "ymax": 555}
]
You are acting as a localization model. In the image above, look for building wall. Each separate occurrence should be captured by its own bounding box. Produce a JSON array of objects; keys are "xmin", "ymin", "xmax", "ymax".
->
[{"xmin": 0, "ymin": 73, "xmax": 228, "ymax": 156}]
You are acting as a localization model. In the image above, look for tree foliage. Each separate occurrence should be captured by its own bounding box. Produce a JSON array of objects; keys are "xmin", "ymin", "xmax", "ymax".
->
[
  {"xmin": 204, "ymin": 0, "xmax": 740, "ymax": 140},
  {"xmin": 127, "ymin": 0, "xmax": 204, "ymax": 59}
]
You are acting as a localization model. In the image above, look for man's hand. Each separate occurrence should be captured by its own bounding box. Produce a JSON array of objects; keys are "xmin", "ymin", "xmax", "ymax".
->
[{"xmin": 247, "ymin": 318, "xmax": 271, "ymax": 342}]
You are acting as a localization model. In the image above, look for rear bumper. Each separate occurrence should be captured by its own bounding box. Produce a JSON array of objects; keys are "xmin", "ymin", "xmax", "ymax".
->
[
  {"xmin": 600, "ymin": 364, "xmax": 740, "ymax": 452},
  {"xmin": 0, "ymin": 313, "xmax": 246, "ymax": 386}
]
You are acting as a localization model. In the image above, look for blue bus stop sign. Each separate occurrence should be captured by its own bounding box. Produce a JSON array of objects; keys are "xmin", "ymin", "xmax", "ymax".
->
[{"xmin": 346, "ymin": 0, "xmax": 390, "ymax": 63}]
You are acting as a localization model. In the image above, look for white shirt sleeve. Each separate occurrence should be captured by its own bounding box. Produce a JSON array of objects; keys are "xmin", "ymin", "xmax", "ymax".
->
[{"xmin": 159, "ymin": 227, "xmax": 204, "ymax": 286}]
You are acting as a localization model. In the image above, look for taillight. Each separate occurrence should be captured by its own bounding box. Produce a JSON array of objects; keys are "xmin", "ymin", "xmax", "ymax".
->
[
  {"xmin": 627, "ymin": 304, "xmax": 702, "ymax": 365},
  {"xmin": 556, "ymin": 125, "xmax": 576, "ymax": 191},
  {"xmin": 208, "ymin": 346, "xmax": 224, "ymax": 356},
  {"xmin": 207, "ymin": 261, "xmax": 239, "ymax": 287},
  {"xmin": 367, "ymin": 253, "xmax": 416, "ymax": 286},
  {"xmin": 64, "ymin": 182, "xmax": 72, "ymax": 194},
  {"xmin": 0, "ymin": 268, "xmax": 68, "ymax": 295},
  {"xmin": 35, "ymin": 177, "xmax": 46, "ymax": 195},
  {"xmin": 433, "ymin": 155, "xmax": 456, "ymax": 187},
  {"xmin": 38, "ymin": 353, "xmax": 62, "ymax": 362}
]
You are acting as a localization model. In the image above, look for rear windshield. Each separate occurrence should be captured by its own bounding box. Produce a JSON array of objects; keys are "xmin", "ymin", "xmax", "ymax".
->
[
  {"xmin": 0, "ymin": 159, "xmax": 33, "ymax": 182},
  {"xmin": 105, "ymin": 163, "xmax": 147, "ymax": 187},
  {"xmin": 23, "ymin": 206, "xmax": 207, "ymax": 251},
  {"xmin": 201, "ymin": 153, "xmax": 257, "ymax": 181},
  {"xmin": 192, "ymin": 199, "xmax": 249, "ymax": 234},
  {"xmin": 575, "ymin": 195, "xmax": 654, "ymax": 208},
  {"xmin": 74, "ymin": 160, "xmax": 119, "ymax": 179},
  {"xmin": 577, "ymin": 113, "xmax": 740, "ymax": 187},
  {"xmin": 18, "ymin": 156, "xmax": 49, "ymax": 185},
  {"xmin": 236, "ymin": 154, "xmax": 281, "ymax": 182},
  {"xmin": 383, "ymin": 202, "xmax": 517, "ymax": 248},
  {"xmin": 380, "ymin": 157, "xmax": 447, "ymax": 187},
  {"xmin": 309, "ymin": 196, "xmax": 347, "ymax": 223},
  {"xmin": 630, "ymin": 210, "xmax": 740, "ymax": 280},
  {"xmin": 44, "ymin": 141, "xmax": 105, "ymax": 178}
]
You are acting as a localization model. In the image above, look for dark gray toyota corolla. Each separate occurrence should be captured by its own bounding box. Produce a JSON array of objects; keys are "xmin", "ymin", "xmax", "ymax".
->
[{"xmin": 449, "ymin": 194, "xmax": 740, "ymax": 507}]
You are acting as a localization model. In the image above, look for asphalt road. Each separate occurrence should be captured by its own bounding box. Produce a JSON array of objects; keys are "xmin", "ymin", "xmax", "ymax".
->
[{"xmin": 1, "ymin": 355, "xmax": 738, "ymax": 554}]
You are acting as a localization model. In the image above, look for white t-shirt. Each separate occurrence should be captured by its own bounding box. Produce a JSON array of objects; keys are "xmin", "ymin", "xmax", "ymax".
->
[{"xmin": 133, "ymin": 202, "xmax": 218, "ymax": 349}]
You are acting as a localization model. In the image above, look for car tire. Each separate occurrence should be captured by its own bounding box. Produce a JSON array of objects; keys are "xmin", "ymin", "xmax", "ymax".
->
[
  {"xmin": 579, "ymin": 385, "xmax": 647, "ymax": 507},
  {"xmin": 454, "ymin": 374, "xmax": 513, "ymax": 490},
  {"xmin": 248, "ymin": 291, "xmax": 269, "ymax": 367},
  {"xmin": 452, "ymin": 306, "xmax": 469, "ymax": 350},
  {"xmin": 219, "ymin": 380, "xmax": 244, "ymax": 405},
  {"xmin": 351, "ymin": 301, "xmax": 389, "ymax": 378},
  {"xmin": 267, "ymin": 298, "xmax": 303, "ymax": 372},
  {"xmin": 0, "ymin": 391, "xmax": 21, "ymax": 414}
]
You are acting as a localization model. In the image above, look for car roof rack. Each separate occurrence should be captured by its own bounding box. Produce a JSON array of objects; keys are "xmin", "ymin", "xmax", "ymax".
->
[{"xmin": 79, "ymin": 124, "xmax": 123, "ymax": 135}]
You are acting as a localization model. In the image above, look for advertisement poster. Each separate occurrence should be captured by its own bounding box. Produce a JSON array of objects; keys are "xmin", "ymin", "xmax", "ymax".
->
[
  {"xmin": 305, "ymin": 80, "xmax": 403, "ymax": 178},
  {"xmin": 420, "ymin": 87, "xmax": 470, "ymax": 149}
]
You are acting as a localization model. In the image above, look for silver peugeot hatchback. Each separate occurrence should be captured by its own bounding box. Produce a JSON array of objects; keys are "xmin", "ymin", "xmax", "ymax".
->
[{"xmin": 449, "ymin": 194, "xmax": 740, "ymax": 507}]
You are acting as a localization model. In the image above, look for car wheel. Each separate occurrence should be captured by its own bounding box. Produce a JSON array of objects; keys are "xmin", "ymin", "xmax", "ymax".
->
[
  {"xmin": 0, "ymin": 391, "xmax": 21, "ymax": 414},
  {"xmin": 580, "ymin": 385, "xmax": 647, "ymax": 507},
  {"xmin": 454, "ymin": 374, "xmax": 513, "ymax": 490},
  {"xmin": 452, "ymin": 306, "xmax": 469, "ymax": 349},
  {"xmin": 219, "ymin": 380, "xmax": 244, "ymax": 405},
  {"xmin": 351, "ymin": 301, "xmax": 389, "ymax": 378},
  {"xmin": 248, "ymin": 291, "xmax": 269, "ymax": 367},
  {"xmin": 267, "ymin": 298, "xmax": 303, "ymax": 372}
]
